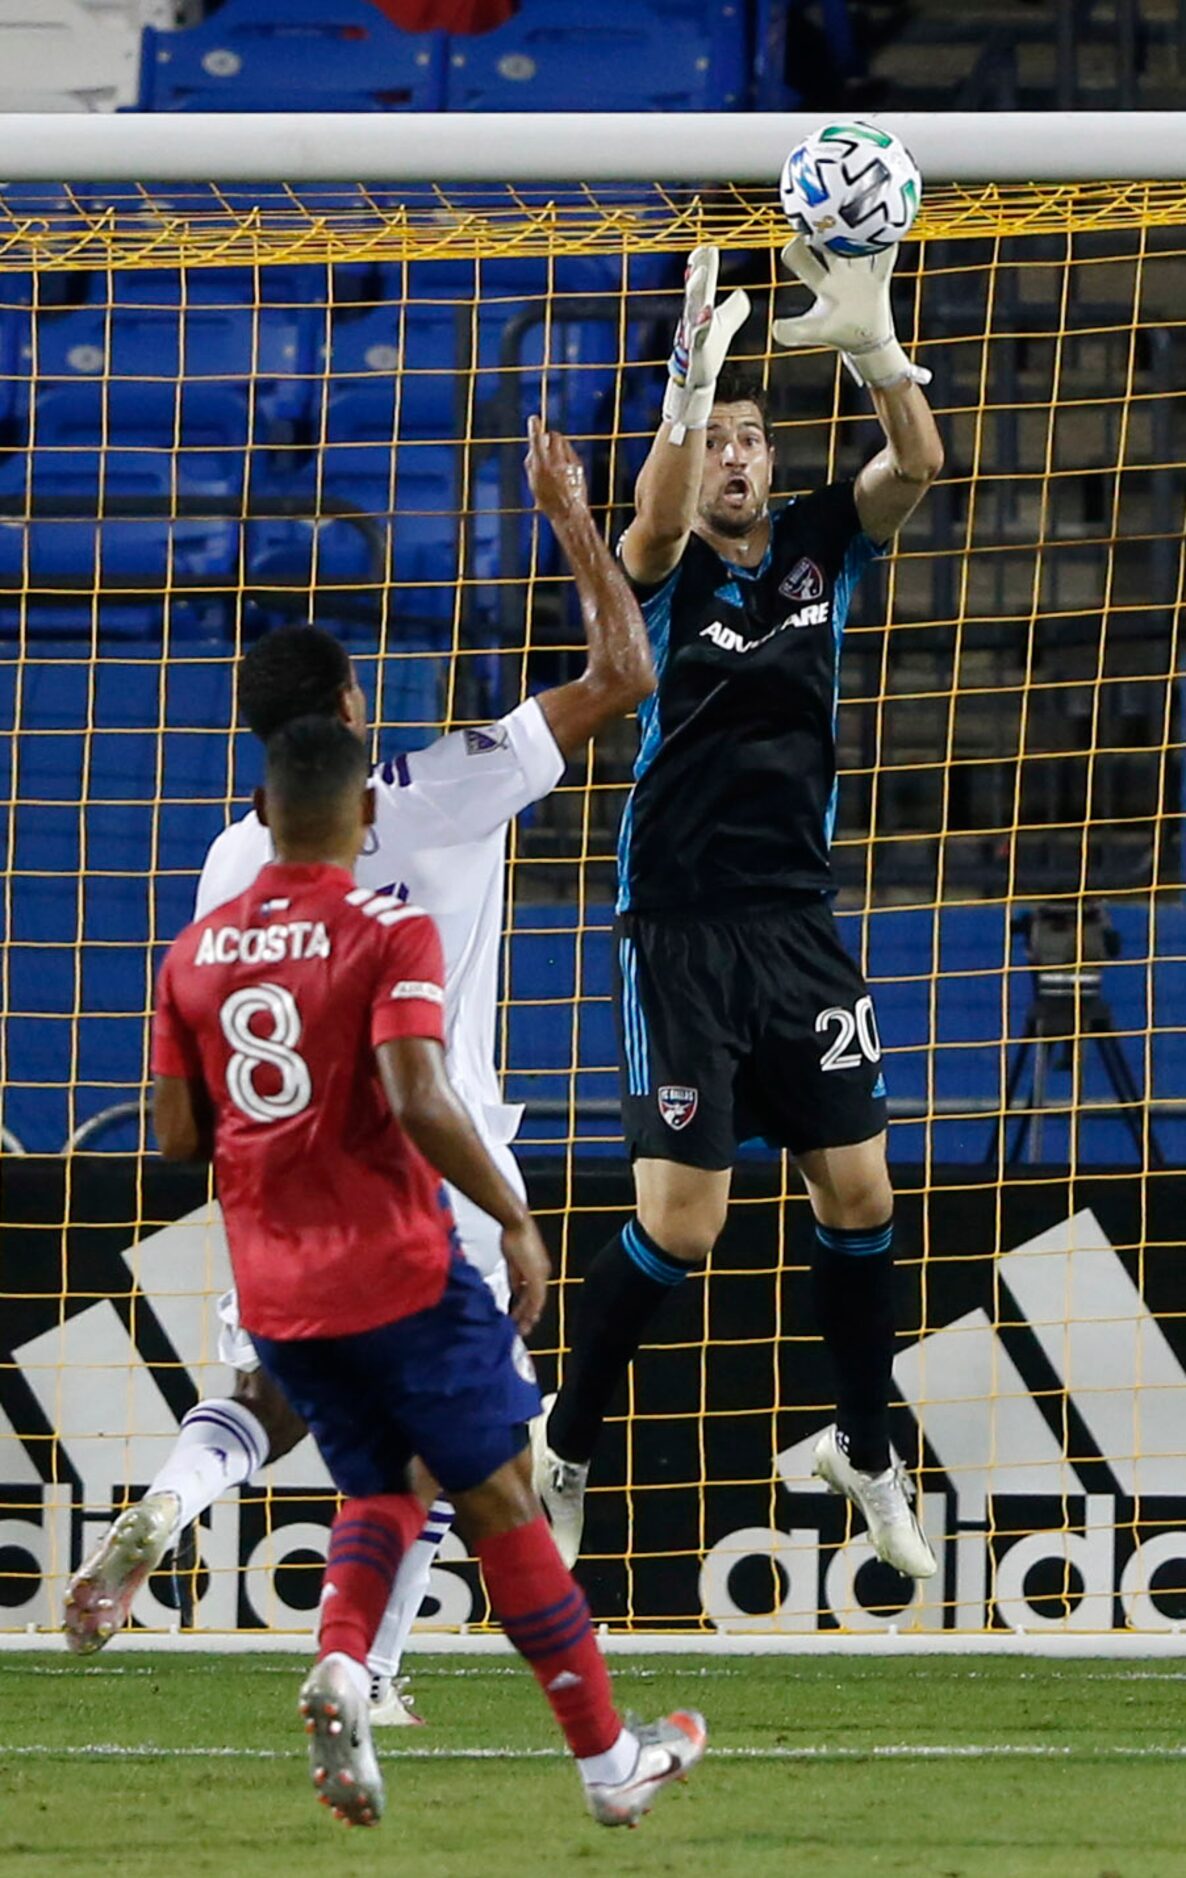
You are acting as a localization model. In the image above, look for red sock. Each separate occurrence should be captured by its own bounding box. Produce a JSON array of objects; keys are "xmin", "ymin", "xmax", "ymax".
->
[
  {"xmin": 317, "ymin": 1492, "xmax": 425, "ymax": 1666},
  {"xmin": 477, "ymin": 1516, "xmax": 621, "ymax": 1758}
]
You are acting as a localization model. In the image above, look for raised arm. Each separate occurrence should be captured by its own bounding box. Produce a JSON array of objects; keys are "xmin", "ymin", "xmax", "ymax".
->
[
  {"xmin": 525, "ymin": 417, "xmax": 656, "ymax": 759},
  {"xmin": 773, "ymin": 238, "xmax": 943, "ymax": 539},
  {"xmin": 620, "ymin": 246, "xmax": 750, "ymax": 587},
  {"xmin": 377, "ymin": 1034, "xmax": 549, "ymax": 1334},
  {"xmin": 854, "ymin": 379, "xmax": 944, "ymax": 541}
]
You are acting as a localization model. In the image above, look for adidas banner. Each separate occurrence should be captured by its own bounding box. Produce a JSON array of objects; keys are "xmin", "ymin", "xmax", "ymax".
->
[{"xmin": 3, "ymin": 1158, "xmax": 1185, "ymax": 1639}]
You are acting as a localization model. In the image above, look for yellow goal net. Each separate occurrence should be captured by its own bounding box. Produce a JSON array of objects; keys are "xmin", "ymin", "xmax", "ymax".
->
[{"xmin": 2, "ymin": 162, "xmax": 1185, "ymax": 1645}]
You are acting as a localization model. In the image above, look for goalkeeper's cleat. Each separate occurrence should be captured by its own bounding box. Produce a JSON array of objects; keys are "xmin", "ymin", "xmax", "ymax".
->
[
  {"xmin": 584, "ymin": 1711, "xmax": 708, "ymax": 1828},
  {"xmin": 368, "ymin": 1672, "xmax": 425, "ymax": 1728},
  {"xmin": 812, "ymin": 1425, "xmax": 937, "ymax": 1580},
  {"xmin": 529, "ymin": 1392, "xmax": 589, "ymax": 1569},
  {"xmin": 63, "ymin": 1490, "xmax": 179, "ymax": 1655},
  {"xmin": 300, "ymin": 1655, "xmax": 384, "ymax": 1828}
]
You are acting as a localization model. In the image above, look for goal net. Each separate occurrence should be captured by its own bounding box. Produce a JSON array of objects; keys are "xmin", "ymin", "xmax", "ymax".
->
[{"xmin": 3, "ymin": 147, "xmax": 1186, "ymax": 1646}]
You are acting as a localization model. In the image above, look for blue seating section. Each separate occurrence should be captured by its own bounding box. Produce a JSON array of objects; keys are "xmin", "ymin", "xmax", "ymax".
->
[
  {"xmin": 3, "ymin": 0, "xmax": 872, "ymax": 1149},
  {"xmin": 3, "ymin": 636, "xmax": 446, "ymax": 1152},
  {"xmin": 444, "ymin": 2, "xmax": 749, "ymax": 113},
  {"xmin": 139, "ymin": 0, "xmax": 447, "ymax": 113},
  {"xmin": 0, "ymin": 235, "xmax": 679, "ymax": 1150},
  {"xmin": 136, "ymin": 0, "xmax": 758, "ymax": 116}
]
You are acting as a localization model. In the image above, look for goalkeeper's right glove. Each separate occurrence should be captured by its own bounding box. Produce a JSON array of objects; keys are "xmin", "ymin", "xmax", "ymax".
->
[{"xmin": 662, "ymin": 244, "xmax": 751, "ymax": 445}]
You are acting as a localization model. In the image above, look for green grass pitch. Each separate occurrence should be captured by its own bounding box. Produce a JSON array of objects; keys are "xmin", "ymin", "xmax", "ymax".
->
[{"xmin": 1, "ymin": 1653, "xmax": 1183, "ymax": 1877}]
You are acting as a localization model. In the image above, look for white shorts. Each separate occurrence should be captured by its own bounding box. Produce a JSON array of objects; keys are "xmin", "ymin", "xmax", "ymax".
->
[{"xmin": 216, "ymin": 1142, "xmax": 524, "ymax": 1372}]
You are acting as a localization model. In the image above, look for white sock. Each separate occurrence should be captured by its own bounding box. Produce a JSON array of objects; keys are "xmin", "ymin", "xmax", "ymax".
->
[
  {"xmin": 367, "ymin": 1497, "xmax": 454, "ymax": 1683},
  {"xmin": 147, "ymin": 1399, "xmax": 269, "ymax": 1533},
  {"xmin": 578, "ymin": 1727, "xmax": 640, "ymax": 1788}
]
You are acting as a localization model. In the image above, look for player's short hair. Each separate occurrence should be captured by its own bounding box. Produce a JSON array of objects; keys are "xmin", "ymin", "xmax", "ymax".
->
[
  {"xmin": 264, "ymin": 714, "xmax": 368, "ymax": 834},
  {"xmin": 238, "ymin": 626, "xmax": 353, "ymax": 743},
  {"xmin": 712, "ymin": 368, "xmax": 774, "ymax": 442}
]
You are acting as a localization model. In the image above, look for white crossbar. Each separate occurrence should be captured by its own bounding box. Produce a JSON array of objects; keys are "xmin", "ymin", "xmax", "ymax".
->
[{"xmin": 0, "ymin": 111, "xmax": 1183, "ymax": 183}]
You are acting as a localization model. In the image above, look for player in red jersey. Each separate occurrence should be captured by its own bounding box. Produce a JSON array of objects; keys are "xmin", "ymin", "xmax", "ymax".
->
[{"xmin": 144, "ymin": 713, "xmax": 706, "ymax": 1831}]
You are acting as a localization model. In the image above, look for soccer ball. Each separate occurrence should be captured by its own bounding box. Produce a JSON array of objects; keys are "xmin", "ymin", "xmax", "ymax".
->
[{"xmin": 779, "ymin": 121, "xmax": 921, "ymax": 259}]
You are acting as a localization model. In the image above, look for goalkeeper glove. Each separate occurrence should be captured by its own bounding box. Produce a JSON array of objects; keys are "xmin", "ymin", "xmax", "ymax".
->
[
  {"xmin": 662, "ymin": 244, "xmax": 751, "ymax": 444},
  {"xmin": 772, "ymin": 237, "xmax": 931, "ymax": 391}
]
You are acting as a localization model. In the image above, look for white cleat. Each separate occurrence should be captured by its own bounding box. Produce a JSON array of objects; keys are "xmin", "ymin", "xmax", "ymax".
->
[
  {"xmin": 299, "ymin": 1655, "xmax": 384, "ymax": 1828},
  {"xmin": 585, "ymin": 1711, "xmax": 708, "ymax": 1828},
  {"xmin": 529, "ymin": 1392, "xmax": 589, "ymax": 1570},
  {"xmin": 62, "ymin": 1490, "xmax": 179, "ymax": 1655},
  {"xmin": 368, "ymin": 1672, "xmax": 425, "ymax": 1728},
  {"xmin": 813, "ymin": 1425, "xmax": 937, "ymax": 1580}
]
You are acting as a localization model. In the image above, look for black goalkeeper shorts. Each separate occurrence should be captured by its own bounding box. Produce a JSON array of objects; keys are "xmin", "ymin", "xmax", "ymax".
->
[{"xmin": 613, "ymin": 899, "xmax": 887, "ymax": 1170}]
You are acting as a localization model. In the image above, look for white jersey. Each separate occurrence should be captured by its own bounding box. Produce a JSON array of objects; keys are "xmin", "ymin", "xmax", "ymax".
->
[{"xmin": 196, "ymin": 694, "xmax": 563, "ymax": 1291}]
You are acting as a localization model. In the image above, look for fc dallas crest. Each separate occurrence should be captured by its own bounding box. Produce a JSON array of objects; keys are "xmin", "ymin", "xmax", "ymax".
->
[
  {"xmin": 658, "ymin": 1085, "xmax": 699, "ymax": 1130},
  {"xmin": 779, "ymin": 556, "xmax": 824, "ymax": 602}
]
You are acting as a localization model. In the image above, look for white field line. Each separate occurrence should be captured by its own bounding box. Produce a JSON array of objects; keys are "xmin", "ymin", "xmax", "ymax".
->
[
  {"xmin": 5, "ymin": 1630, "xmax": 1186, "ymax": 1656},
  {"xmin": 4, "ymin": 1742, "xmax": 1186, "ymax": 1764},
  {"xmin": 10, "ymin": 1663, "xmax": 1186, "ymax": 1683}
]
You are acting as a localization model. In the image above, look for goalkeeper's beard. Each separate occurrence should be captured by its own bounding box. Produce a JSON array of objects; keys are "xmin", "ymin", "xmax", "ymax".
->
[{"xmin": 700, "ymin": 494, "xmax": 769, "ymax": 541}]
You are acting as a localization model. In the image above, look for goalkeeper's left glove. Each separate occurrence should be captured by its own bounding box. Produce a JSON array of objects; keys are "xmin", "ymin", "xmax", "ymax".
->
[
  {"xmin": 772, "ymin": 237, "xmax": 931, "ymax": 390},
  {"xmin": 663, "ymin": 244, "xmax": 751, "ymax": 445}
]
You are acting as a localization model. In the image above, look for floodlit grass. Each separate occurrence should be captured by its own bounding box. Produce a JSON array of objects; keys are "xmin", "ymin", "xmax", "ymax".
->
[{"xmin": 1, "ymin": 1653, "xmax": 1184, "ymax": 1876}]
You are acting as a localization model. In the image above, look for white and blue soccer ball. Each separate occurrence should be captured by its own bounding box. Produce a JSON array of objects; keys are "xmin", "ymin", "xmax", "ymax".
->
[{"xmin": 779, "ymin": 121, "xmax": 921, "ymax": 259}]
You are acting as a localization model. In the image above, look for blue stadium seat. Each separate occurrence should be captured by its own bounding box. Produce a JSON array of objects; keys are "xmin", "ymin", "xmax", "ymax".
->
[
  {"xmin": 248, "ymin": 394, "xmax": 461, "ymax": 635},
  {"xmin": 322, "ymin": 300, "xmax": 463, "ymax": 443},
  {"xmin": 139, "ymin": 0, "xmax": 447, "ymax": 112},
  {"xmin": 0, "ymin": 383, "xmax": 245, "ymax": 635},
  {"xmin": 444, "ymin": 1, "xmax": 749, "ymax": 112},
  {"xmin": 88, "ymin": 265, "xmax": 326, "ymax": 436}
]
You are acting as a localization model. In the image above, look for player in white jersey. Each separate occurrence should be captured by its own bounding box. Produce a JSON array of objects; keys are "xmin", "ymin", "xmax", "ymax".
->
[{"xmin": 64, "ymin": 421, "xmax": 654, "ymax": 1714}]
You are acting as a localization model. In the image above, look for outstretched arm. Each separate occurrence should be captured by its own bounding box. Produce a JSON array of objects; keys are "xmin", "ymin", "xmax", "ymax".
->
[
  {"xmin": 773, "ymin": 238, "xmax": 943, "ymax": 539},
  {"xmin": 854, "ymin": 379, "xmax": 944, "ymax": 540},
  {"xmin": 621, "ymin": 245, "xmax": 750, "ymax": 587},
  {"xmin": 526, "ymin": 417, "xmax": 656, "ymax": 759}
]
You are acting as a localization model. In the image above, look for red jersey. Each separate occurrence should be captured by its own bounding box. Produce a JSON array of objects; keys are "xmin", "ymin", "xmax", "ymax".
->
[{"xmin": 152, "ymin": 860, "xmax": 455, "ymax": 1340}]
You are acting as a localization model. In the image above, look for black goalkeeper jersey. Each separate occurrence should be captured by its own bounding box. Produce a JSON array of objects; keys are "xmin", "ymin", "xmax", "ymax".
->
[{"xmin": 616, "ymin": 480, "xmax": 880, "ymax": 915}]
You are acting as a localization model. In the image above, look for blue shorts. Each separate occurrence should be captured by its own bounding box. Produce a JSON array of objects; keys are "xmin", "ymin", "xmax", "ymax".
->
[{"xmin": 251, "ymin": 1258, "xmax": 541, "ymax": 1499}]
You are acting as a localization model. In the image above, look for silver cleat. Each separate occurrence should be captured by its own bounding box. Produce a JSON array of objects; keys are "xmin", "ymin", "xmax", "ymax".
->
[
  {"xmin": 585, "ymin": 1710, "xmax": 708, "ymax": 1828},
  {"xmin": 63, "ymin": 1491, "xmax": 179, "ymax": 1655},
  {"xmin": 300, "ymin": 1655, "xmax": 385, "ymax": 1828}
]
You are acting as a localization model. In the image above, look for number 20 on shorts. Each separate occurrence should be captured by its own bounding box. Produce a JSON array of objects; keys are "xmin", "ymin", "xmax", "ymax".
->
[{"xmin": 815, "ymin": 995, "xmax": 882, "ymax": 1072}]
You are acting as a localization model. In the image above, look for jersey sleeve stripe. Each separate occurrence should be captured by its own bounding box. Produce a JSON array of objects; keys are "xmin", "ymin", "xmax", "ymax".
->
[
  {"xmin": 343, "ymin": 889, "xmax": 428, "ymax": 926},
  {"xmin": 376, "ymin": 904, "xmax": 429, "ymax": 927},
  {"xmin": 389, "ymin": 979, "xmax": 444, "ymax": 1004}
]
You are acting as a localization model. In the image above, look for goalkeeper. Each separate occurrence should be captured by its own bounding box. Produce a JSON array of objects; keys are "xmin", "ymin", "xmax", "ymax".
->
[{"xmin": 533, "ymin": 239, "xmax": 944, "ymax": 1578}]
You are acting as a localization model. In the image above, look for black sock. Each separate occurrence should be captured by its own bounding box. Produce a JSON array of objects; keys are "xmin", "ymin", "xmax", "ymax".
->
[
  {"xmin": 811, "ymin": 1219, "xmax": 895, "ymax": 1474},
  {"xmin": 547, "ymin": 1219, "xmax": 689, "ymax": 1465}
]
